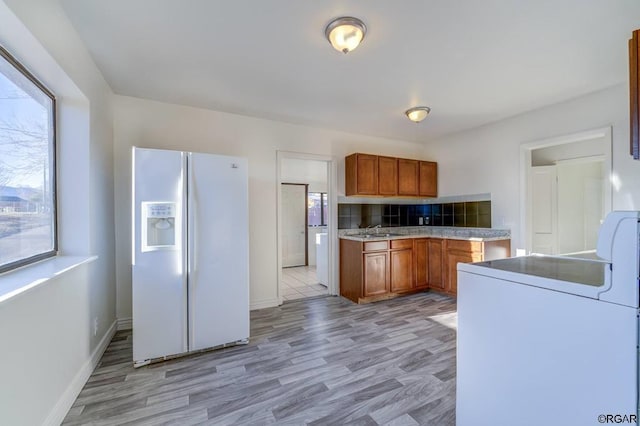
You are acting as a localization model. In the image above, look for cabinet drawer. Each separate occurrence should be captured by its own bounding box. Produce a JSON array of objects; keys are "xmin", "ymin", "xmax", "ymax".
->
[
  {"xmin": 364, "ymin": 241, "xmax": 388, "ymax": 252},
  {"xmin": 390, "ymin": 239, "xmax": 413, "ymax": 249},
  {"xmin": 447, "ymin": 239, "xmax": 483, "ymax": 253}
]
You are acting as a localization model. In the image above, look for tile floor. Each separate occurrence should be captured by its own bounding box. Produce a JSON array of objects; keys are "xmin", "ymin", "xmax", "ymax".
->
[{"xmin": 282, "ymin": 265, "xmax": 328, "ymax": 301}]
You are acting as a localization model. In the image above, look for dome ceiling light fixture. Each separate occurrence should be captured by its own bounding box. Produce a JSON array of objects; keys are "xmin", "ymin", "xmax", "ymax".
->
[
  {"xmin": 325, "ymin": 16, "xmax": 367, "ymax": 54},
  {"xmin": 405, "ymin": 106, "xmax": 431, "ymax": 123}
]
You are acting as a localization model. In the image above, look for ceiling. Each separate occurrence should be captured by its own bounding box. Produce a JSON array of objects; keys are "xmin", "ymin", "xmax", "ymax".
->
[{"xmin": 60, "ymin": 0, "xmax": 640, "ymax": 143}]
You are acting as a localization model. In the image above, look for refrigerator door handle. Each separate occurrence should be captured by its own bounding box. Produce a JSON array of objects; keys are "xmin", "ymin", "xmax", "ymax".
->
[
  {"xmin": 187, "ymin": 152, "xmax": 198, "ymax": 350},
  {"xmin": 182, "ymin": 152, "xmax": 190, "ymax": 352},
  {"xmin": 188, "ymin": 156, "xmax": 198, "ymax": 275}
]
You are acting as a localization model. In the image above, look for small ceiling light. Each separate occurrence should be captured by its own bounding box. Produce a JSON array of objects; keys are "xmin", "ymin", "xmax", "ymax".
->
[
  {"xmin": 325, "ymin": 17, "xmax": 367, "ymax": 54},
  {"xmin": 405, "ymin": 106, "xmax": 431, "ymax": 123}
]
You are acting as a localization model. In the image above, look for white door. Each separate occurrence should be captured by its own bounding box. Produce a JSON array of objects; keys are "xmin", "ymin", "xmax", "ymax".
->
[
  {"xmin": 188, "ymin": 153, "xmax": 249, "ymax": 351},
  {"xmin": 583, "ymin": 176, "xmax": 604, "ymax": 249},
  {"xmin": 556, "ymin": 160, "xmax": 604, "ymax": 254},
  {"xmin": 132, "ymin": 148, "xmax": 187, "ymax": 363},
  {"xmin": 530, "ymin": 166, "xmax": 557, "ymax": 255},
  {"xmin": 281, "ymin": 184, "xmax": 306, "ymax": 267}
]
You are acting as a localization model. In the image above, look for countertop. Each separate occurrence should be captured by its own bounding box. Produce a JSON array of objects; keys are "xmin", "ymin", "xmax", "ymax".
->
[
  {"xmin": 339, "ymin": 226, "xmax": 510, "ymax": 242},
  {"xmin": 466, "ymin": 255, "xmax": 607, "ymax": 287}
]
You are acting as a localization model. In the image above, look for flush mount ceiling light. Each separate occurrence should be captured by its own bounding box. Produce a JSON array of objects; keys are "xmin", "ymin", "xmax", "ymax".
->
[
  {"xmin": 325, "ymin": 17, "xmax": 367, "ymax": 54},
  {"xmin": 405, "ymin": 106, "xmax": 431, "ymax": 123}
]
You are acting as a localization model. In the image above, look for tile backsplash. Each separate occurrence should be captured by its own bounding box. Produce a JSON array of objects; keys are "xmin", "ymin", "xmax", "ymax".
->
[{"xmin": 338, "ymin": 201, "xmax": 491, "ymax": 229}]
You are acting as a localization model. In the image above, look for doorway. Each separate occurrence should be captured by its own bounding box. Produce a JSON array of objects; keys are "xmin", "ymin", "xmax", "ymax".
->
[
  {"xmin": 277, "ymin": 152, "xmax": 336, "ymax": 303},
  {"xmin": 281, "ymin": 183, "xmax": 308, "ymax": 267},
  {"xmin": 521, "ymin": 127, "xmax": 612, "ymax": 255}
]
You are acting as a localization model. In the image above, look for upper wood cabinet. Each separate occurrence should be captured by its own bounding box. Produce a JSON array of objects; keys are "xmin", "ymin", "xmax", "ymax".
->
[
  {"xmin": 630, "ymin": 29, "xmax": 639, "ymax": 160},
  {"xmin": 378, "ymin": 156, "xmax": 398, "ymax": 196},
  {"xmin": 345, "ymin": 153, "xmax": 378, "ymax": 196},
  {"xmin": 398, "ymin": 159, "xmax": 419, "ymax": 196},
  {"xmin": 345, "ymin": 153, "xmax": 437, "ymax": 197},
  {"xmin": 419, "ymin": 161, "xmax": 437, "ymax": 197}
]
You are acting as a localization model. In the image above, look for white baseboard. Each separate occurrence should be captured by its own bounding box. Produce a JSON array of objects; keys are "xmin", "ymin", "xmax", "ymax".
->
[
  {"xmin": 250, "ymin": 298, "xmax": 279, "ymax": 310},
  {"xmin": 44, "ymin": 319, "xmax": 117, "ymax": 426},
  {"xmin": 117, "ymin": 317, "xmax": 132, "ymax": 330}
]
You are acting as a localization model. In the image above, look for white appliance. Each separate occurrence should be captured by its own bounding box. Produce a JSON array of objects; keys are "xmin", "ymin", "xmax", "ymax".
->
[
  {"xmin": 132, "ymin": 147, "xmax": 249, "ymax": 367},
  {"xmin": 457, "ymin": 211, "xmax": 639, "ymax": 426},
  {"xmin": 316, "ymin": 232, "xmax": 328, "ymax": 286}
]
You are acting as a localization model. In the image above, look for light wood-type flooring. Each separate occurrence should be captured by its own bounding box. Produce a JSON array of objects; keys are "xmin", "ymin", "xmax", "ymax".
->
[
  {"xmin": 63, "ymin": 292, "xmax": 457, "ymax": 425},
  {"xmin": 282, "ymin": 266, "xmax": 328, "ymax": 301}
]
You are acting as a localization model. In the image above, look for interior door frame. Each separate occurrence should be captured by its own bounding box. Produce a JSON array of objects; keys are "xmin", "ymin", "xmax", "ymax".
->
[
  {"xmin": 276, "ymin": 151, "xmax": 338, "ymax": 304},
  {"xmin": 281, "ymin": 182, "xmax": 309, "ymax": 267},
  {"xmin": 519, "ymin": 126, "xmax": 612, "ymax": 254}
]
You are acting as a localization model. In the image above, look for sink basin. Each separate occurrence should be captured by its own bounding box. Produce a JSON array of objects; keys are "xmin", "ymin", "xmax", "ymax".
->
[{"xmin": 353, "ymin": 233, "xmax": 404, "ymax": 238}]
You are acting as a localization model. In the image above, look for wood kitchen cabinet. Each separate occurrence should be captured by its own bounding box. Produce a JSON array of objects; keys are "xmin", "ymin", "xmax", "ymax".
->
[
  {"xmin": 390, "ymin": 239, "xmax": 413, "ymax": 292},
  {"xmin": 340, "ymin": 238, "xmax": 417, "ymax": 304},
  {"xmin": 413, "ymin": 238, "xmax": 429, "ymax": 289},
  {"xmin": 345, "ymin": 153, "xmax": 378, "ymax": 196},
  {"xmin": 340, "ymin": 236, "xmax": 511, "ymax": 302},
  {"xmin": 398, "ymin": 159, "xmax": 419, "ymax": 196},
  {"xmin": 630, "ymin": 29, "xmax": 640, "ymax": 160},
  {"xmin": 363, "ymin": 251, "xmax": 389, "ymax": 297},
  {"xmin": 345, "ymin": 153, "xmax": 437, "ymax": 198},
  {"xmin": 442, "ymin": 239, "xmax": 511, "ymax": 296},
  {"xmin": 419, "ymin": 161, "xmax": 438, "ymax": 197},
  {"xmin": 414, "ymin": 237, "xmax": 445, "ymax": 290},
  {"xmin": 340, "ymin": 239, "xmax": 390, "ymax": 303},
  {"xmin": 428, "ymin": 238, "xmax": 445, "ymax": 291},
  {"xmin": 378, "ymin": 156, "xmax": 398, "ymax": 196}
]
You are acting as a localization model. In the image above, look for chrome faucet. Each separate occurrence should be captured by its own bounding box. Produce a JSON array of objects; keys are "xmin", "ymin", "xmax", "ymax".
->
[
  {"xmin": 362, "ymin": 224, "xmax": 382, "ymax": 235},
  {"xmin": 368, "ymin": 224, "xmax": 382, "ymax": 235}
]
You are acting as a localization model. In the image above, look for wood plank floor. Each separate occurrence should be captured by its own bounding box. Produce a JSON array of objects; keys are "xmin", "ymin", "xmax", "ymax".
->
[{"xmin": 63, "ymin": 292, "xmax": 457, "ymax": 425}]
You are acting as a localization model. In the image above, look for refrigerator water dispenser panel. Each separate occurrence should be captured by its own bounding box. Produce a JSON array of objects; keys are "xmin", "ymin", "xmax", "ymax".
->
[{"xmin": 142, "ymin": 202, "xmax": 177, "ymax": 251}]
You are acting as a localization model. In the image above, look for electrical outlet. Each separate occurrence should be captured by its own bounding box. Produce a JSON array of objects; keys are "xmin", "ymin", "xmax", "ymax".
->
[{"xmin": 93, "ymin": 317, "xmax": 98, "ymax": 336}]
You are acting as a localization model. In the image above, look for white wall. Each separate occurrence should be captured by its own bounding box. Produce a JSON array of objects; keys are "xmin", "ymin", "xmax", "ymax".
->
[
  {"xmin": 114, "ymin": 95, "xmax": 425, "ymax": 314},
  {"xmin": 0, "ymin": 0, "xmax": 115, "ymax": 424},
  {"xmin": 424, "ymin": 84, "xmax": 640, "ymax": 253}
]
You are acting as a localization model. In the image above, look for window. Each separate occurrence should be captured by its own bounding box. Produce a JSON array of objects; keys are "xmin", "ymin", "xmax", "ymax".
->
[
  {"xmin": 308, "ymin": 192, "xmax": 328, "ymax": 226},
  {"xmin": 0, "ymin": 46, "xmax": 56, "ymax": 273}
]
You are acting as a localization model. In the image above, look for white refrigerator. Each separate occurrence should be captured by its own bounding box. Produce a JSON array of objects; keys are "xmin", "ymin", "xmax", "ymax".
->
[{"xmin": 132, "ymin": 147, "xmax": 249, "ymax": 367}]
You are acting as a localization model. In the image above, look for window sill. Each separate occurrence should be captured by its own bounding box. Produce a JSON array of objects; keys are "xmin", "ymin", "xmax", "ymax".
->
[{"xmin": 0, "ymin": 255, "xmax": 97, "ymax": 304}]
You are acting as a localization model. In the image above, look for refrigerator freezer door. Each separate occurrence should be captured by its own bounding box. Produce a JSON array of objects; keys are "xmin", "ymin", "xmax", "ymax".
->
[
  {"xmin": 188, "ymin": 153, "xmax": 249, "ymax": 351},
  {"xmin": 133, "ymin": 148, "xmax": 188, "ymax": 363}
]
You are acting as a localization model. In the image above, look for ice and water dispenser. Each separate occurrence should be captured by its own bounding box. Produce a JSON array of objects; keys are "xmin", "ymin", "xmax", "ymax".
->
[{"xmin": 141, "ymin": 202, "xmax": 177, "ymax": 251}]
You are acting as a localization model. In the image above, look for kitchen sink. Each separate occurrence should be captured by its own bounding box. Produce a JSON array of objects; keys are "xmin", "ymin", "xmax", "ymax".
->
[{"xmin": 354, "ymin": 233, "xmax": 404, "ymax": 238}]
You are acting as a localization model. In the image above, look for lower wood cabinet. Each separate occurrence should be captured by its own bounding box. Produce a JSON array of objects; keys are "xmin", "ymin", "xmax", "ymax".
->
[
  {"xmin": 427, "ymin": 239, "xmax": 445, "ymax": 291},
  {"xmin": 363, "ymin": 251, "xmax": 389, "ymax": 296},
  {"xmin": 390, "ymin": 239, "xmax": 413, "ymax": 292},
  {"xmin": 340, "ymin": 239, "xmax": 391, "ymax": 303},
  {"xmin": 340, "ymin": 236, "xmax": 511, "ymax": 303},
  {"xmin": 442, "ymin": 239, "xmax": 511, "ymax": 296},
  {"xmin": 413, "ymin": 239, "xmax": 429, "ymax": 289},
  {"xmin": 445, "ymin": 251, "xmax": 480, "ymax": 294}
]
